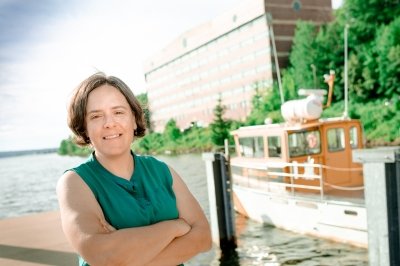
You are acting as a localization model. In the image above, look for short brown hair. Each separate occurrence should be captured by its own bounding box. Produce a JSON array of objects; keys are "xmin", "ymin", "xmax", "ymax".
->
[{"xmin": 67, "ymin": 72, "xmax": 146, "ymax": 146}]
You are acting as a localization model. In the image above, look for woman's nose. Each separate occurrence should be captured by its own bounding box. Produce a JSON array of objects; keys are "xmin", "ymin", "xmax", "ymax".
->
[{"xmin": 103, "ymin": 114, "xmax": 116, "ymax": 128}]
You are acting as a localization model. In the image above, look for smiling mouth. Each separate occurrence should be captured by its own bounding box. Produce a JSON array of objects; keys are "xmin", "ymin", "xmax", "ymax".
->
[{"xmin": 103, "ymin": 134, "xmax": 122, "ymax": 140}]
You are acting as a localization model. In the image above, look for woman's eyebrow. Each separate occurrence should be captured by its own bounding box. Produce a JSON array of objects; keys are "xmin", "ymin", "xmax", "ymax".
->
[
  {"xmin": 87, "ymin": 106, "xmax": 128, "ymax": 114},
  {"xmin": 87, "ymin": 109, "xmax": 102, "ymax": 115},
  {"xmin": 111, "ymin": 105, "xmax": 128, "ymax": 110}
]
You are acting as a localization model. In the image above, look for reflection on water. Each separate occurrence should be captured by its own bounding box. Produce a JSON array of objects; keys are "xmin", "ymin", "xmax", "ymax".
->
[
  {"xmin": 220, "ymin": 248, "xmax": 240, "ymax": 266},
  {"xmin": 235, "ymin": 214, "xmax": 368, "ymax": 266},
  {"xmin": 158, "ymin": 153, "xmax": 368, "ymax": 266},
  {"xmin": 0, "ymin": 152, "xmax": 368, "ymax": 265}
]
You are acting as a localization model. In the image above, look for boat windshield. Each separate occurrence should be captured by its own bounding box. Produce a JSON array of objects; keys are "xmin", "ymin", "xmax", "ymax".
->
[
  {"xmin": 288, "ymin": 130, "xmax": 321, "ymax": 157},
  {"xmin": 238, "ymin": 136, "xmax": 264, "ymax": 158}
]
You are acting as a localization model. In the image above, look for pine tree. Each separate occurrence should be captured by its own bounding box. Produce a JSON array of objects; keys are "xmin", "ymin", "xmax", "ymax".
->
[{"xmin": 210, "ymin": 97, "xmax": 230, "ymax": 146}]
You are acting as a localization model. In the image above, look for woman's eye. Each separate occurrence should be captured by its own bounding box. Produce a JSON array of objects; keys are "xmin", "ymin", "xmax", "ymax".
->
[
  {"xmin": 115, "ymin": 111, "xmax": 124, "ymax": 115},
  {"xmin": 90, "ymin": 115, "xmax": 101, "ymax": 119}
]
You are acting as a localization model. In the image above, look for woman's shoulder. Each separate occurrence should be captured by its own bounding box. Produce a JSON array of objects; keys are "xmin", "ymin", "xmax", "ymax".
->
[
  {"xmin": 59, "ymin": 155, "xmax": 95, "ymax": 189},
  {"xmin": 57, "ymin": 169, "xmax": 85, "ymax": 192}
]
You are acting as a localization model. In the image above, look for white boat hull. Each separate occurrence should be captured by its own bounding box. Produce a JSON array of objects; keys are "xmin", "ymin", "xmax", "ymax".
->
[{"xmin": 233, "ymin": 184, "xmax": 368, "ymax": 248}]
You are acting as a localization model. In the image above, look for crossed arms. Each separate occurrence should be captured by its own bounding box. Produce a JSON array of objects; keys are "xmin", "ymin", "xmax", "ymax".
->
[{"xmin": 56, "ymin": 167, "xmax": 212, "ymax": 266}]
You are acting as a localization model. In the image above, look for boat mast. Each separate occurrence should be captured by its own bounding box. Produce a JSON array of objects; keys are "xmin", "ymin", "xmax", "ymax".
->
[
  {"xmin": 343, "ymin": 23, "xmax": 349, "ymax": 118},
  {"xmin": 267, "ymin": 13, "xmax": 284, "ymax": 104}
]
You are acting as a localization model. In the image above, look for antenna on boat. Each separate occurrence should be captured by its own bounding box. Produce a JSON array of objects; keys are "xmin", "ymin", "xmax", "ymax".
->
[
  {"xmin": 343, "ymin": 23, "xmax": 349, "ymax": 119},
  {"xmin": 311, "ymin": 64, "xmax": 318, "ymax": 88},
  {"xmin": 266, "ymin": 13, "xmax": 284, "ymax": 105}
]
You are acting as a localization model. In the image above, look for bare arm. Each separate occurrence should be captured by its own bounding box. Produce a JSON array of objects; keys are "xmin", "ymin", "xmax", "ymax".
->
[
  {"xmin": 56, "ymin": 171, "xmax": 190, "ymax": 266},
  {"xmin": 144, "ymin": 166, "xmax": 212, "ymax": 266}
]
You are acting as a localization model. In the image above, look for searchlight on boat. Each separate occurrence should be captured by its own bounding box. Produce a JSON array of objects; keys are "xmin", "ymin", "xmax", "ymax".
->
[{"xmin": 280, "ymin": 71, "xmax": 335, "ymax": 124}]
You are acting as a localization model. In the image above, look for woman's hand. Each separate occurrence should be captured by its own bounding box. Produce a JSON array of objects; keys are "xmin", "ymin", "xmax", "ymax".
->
[{"xmin": 144, "ymin": 167, "xmax": 212, "ymax": 265}]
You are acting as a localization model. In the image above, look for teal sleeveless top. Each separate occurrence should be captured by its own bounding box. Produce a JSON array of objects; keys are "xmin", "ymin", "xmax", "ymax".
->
[{"xmin": 70, "ymin": 152, "xmax": 180, "ymax": 266}]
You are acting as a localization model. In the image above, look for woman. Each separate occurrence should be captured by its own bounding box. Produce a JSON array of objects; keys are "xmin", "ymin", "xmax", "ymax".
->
[{"xmin": 57, "ymin": 72, "xmax": 212, "ymax": 265}]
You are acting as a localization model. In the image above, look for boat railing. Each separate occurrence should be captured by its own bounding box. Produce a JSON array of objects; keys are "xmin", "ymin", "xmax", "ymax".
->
[{"xmin": 230, "ymin": 160, "xmax": 325, "ymax": 201}]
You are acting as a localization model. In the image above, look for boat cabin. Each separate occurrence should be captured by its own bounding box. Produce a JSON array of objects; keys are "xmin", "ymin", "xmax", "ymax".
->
[
  {"xmin": 230, "ymin": 72, "xmax": 364, "ymax": 197},
  {"xmin": 231, "ymin": 117, "xmax": 364, "ymax": 194}
]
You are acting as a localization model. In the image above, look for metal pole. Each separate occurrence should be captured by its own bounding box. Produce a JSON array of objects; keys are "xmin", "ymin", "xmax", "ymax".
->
[
  {"xmin": 319, "ymin": 165, "xmax": 324, "ymax": 201},
  {"xmin": 202, "ymin": 153, "xmax": 237, "ymax": 250},
  {"xmin": 267, "ymin": 13, "xmax": 284, "ymax": 104},
  {"xmin": 224, "ymin": 138, "xmax": 229, "ymax": 158},
  {"xmin": 311, "ymin": 64, "xmax": 317, "ymax": 88},
  {"xmin": 344, "ymin": 24, "xmax": 349, "ymax": 118}
]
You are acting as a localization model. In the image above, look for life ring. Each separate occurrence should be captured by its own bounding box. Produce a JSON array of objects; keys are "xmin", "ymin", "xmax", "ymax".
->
[{"xmin": 307, "ymin": 133, "xmax": 318, "ymax": 149}]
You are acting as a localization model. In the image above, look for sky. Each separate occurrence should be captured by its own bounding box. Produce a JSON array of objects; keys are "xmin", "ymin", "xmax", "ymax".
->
[{"xmin": 0, "ymin": 0, "xmax": 343, "ymax": 152}]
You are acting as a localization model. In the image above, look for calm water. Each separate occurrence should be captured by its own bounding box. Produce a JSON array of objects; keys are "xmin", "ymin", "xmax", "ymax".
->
[{"xmin": 0, "ymin": 153, "xmax": 368, "ymax": 265}]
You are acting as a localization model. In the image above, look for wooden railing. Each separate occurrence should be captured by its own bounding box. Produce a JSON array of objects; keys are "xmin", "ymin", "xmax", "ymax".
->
[{"xmin": 230, "ymin": 161, "xmax": 325, "ymax": 201}]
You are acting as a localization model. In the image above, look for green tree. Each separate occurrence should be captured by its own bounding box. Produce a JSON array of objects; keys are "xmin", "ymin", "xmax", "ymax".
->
[
  {"xmin": 329, "ymin": 0, "xmax": 400, "ymax": 101},
  {"xmin": 133, "ymin": 132, "xmax": 164, "ymax": 154},
  {"xmin": 376, "ymin": 17, "xmax": 400, "ymax": 98},
  {"xmin": 164, "ymin": 119, "xmax": 181, "ymax": 142},
  {"xmin": 246, "ymin": 80, "xmax": 285, "ymax": 126},
  {"xmin": 313, "ymin": 20, "xmax": 349, "ymax": 100},
  {"xmin": 58, "ymin": 136, "xmax": 91, "ymax": 156},
  {"xmin": 58, "ymin": 139, "xmax": 69, "ymax": 155},
  {"xmin": 136, "ymin": 93, "xmax": 153, "ymax": 132},
  {"xmin": 342, "ymin": 0, "xmax": 400, "ymax": 44},
  {"xmin": 281, "ymin": 69, "xmax": 299, "ymax": 101},
  {"xmin": 289, "ymin": 21, "xmax": 319, "ymax": 90},
  {"xmin": 210, "ymin": 97, "xmax": 230, "ymax": 146}
]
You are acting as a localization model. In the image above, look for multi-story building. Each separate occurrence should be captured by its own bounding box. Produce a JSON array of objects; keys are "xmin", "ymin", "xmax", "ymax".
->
[{"xmin": 144, "ymin": 0, "xmax": 332, "ymax": 132}]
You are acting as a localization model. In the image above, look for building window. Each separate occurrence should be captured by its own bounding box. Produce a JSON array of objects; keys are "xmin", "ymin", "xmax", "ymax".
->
[{"xmin": 292, "ymin": 0, "xmax": 302, "ymax": 11}]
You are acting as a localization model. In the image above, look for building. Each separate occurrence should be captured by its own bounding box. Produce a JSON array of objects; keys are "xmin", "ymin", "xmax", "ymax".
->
[{"xmin": 143, "ymin": 0, "xmax": 332, "ymax": 132}]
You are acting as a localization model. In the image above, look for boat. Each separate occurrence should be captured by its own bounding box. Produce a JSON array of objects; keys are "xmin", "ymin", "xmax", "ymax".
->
[{"xmin": 229, "ymin": 71, "xmax": 367, "ymax": 247}]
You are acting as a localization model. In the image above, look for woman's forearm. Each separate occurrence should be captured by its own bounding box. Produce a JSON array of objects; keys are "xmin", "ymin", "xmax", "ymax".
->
[
  {"xmin": 80, "ymin": 219, "xmax": 190, "ymax": 265},
  {"xmin": 144, "ymin": 221, "xmax": 212, "ymax": 266}
]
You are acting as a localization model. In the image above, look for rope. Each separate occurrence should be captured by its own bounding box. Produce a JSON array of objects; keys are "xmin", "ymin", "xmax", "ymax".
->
[
  {"xmin": 318, "ymin": 165, "xmax": 363, "ymax": 172},
  {"xmin": 323, "ymin": 182, "xmax": 364, "ymax": 191},
  {"xmin": 296, "ymin": 163, "xmax": 364, "ymax": 191}
]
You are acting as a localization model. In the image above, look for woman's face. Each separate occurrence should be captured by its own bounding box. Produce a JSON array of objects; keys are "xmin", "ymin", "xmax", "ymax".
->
[{"xmin": 85, "ymin": 84, "xmax": 136, "ymax": 157}]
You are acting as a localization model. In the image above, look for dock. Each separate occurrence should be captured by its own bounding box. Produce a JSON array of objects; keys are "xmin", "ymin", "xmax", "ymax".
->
[{"xmin": 0, "ymin": 211, "xmax": 77, "ymax": 266}]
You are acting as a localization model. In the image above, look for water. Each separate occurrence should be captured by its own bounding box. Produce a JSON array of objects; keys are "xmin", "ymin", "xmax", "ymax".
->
[
  {"xmin": 0, "ymin": 153, "xmax": 86, "ymax": 219},
  {"xmin": 0, "ymin": 153, "xmax": 368, "ymax": 265}
]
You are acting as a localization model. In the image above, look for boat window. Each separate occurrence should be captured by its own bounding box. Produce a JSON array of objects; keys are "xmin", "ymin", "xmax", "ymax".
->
[
  {"xmin": 288, "ymin": 130, "xmax": 321, "ymax": 157},
  {"xmin": 267, "ymin": 136, "xmax": 281, "ymax": 158},
  {"xmin": 238, "ymin": 136, "xmax": 264, "ymax": 158},
  {"xmin": 349, "ymin": 126, "xmax": 358, "ymax": 149},
  {"xmin": 327, "ymin": 128, "xmax": 345, "ymax": 152}
]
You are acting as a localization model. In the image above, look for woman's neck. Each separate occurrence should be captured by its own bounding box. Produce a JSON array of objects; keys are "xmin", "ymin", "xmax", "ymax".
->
[{"xmin": 94, "ymin": 150, "xmax": 134, "ymax": 180}]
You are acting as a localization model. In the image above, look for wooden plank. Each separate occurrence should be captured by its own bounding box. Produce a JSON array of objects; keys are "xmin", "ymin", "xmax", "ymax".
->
[{"xmin": 0, "ymin": 211, "xmax": 77, "ymax": 265}]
